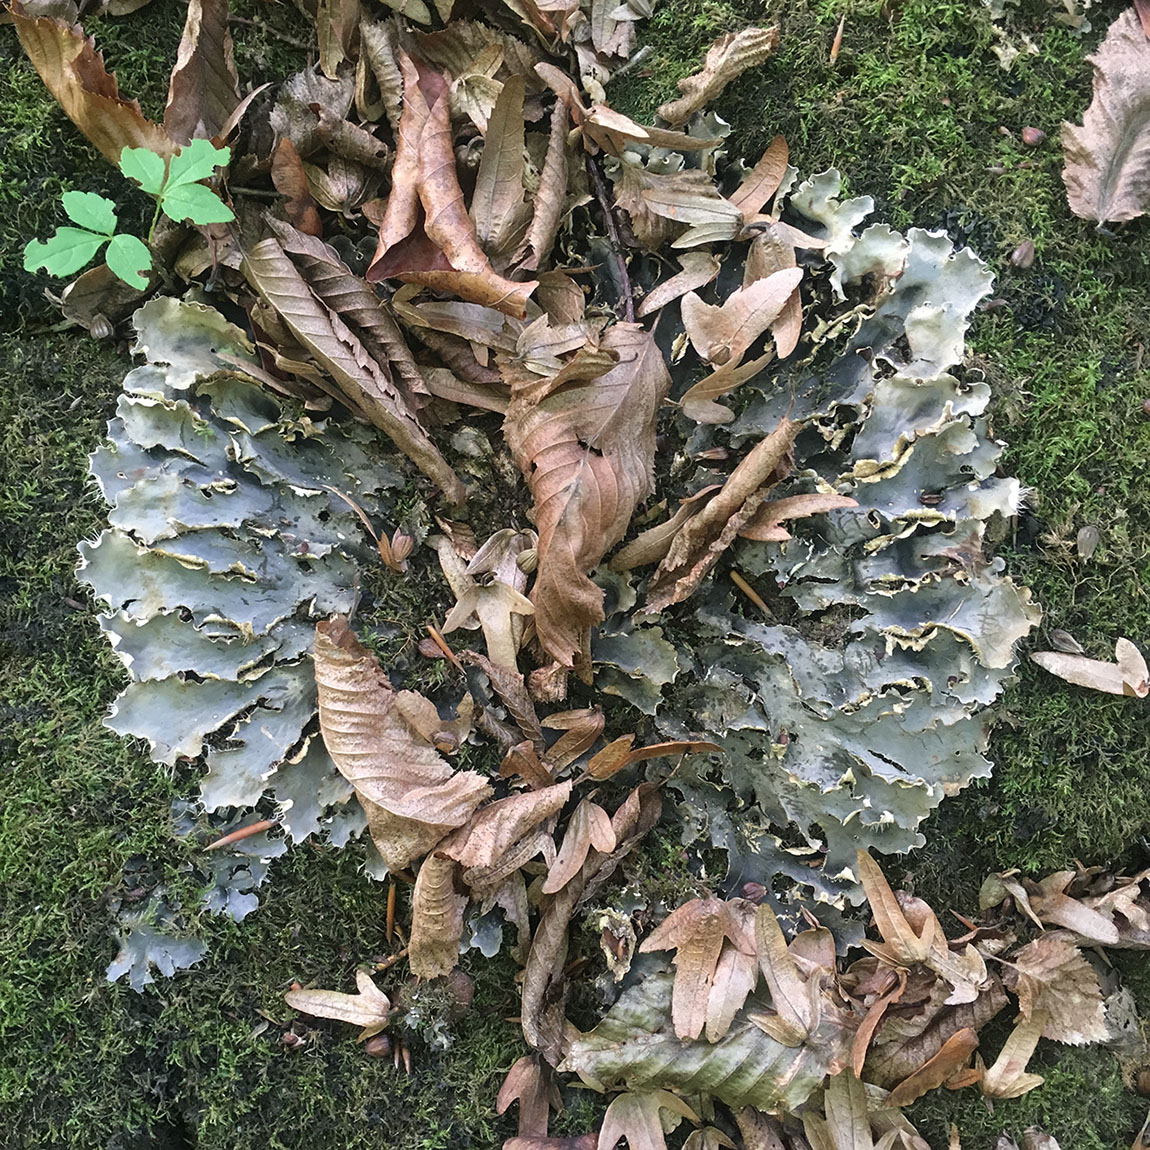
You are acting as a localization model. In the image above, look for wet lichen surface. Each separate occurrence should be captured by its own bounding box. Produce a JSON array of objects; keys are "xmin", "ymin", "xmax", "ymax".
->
[{"xmin": 2, "ymin": 0, "xmax": 1149, "ymax": 1146}]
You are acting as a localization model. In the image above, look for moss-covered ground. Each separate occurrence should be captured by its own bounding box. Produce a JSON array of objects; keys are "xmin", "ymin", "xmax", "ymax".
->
[{"xmin": 2, "ymin": 0, "xmax": 1149, "ymax": 1145}]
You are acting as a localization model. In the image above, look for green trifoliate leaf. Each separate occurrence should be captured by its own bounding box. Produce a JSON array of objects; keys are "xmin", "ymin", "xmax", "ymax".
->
[
  {"xmin": 120, "ymin": 146, "xmax": 167, "ymax": 195},
  {"xmin": 165, "ymin": 138, "xmax": 231, "ymax": 187},
  {"xmin": 62, "ymin": 190, "xmax": 117, "ymax": 234},
  {"xmin": 23, "ymin": 228, "xmax": 108, "ymax": 277},
  {"xmin": 105, "ymin": 233, "xmax": 152, "ymax": 289},
  {"xmin": 160, "ymin": 180, "xmax": 235, "ymax": 225}
]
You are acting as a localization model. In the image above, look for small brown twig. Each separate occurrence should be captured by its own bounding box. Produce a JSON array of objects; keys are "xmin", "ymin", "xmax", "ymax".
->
[
  {"xmin": 203, "ymin": 818, "xmax": 279, "ymax": 852},
  {"xmin": 585, "ymin": 154, "xmax": 636, "ymax": 323},
  {"xmin": 425, "ymin": 624, "xmax": 464, "ymax": 672},
  {"xmin": 229, "ymin": 15, "xmax": 314, "ymax": 51},
  {"xmin": 729, "ymin": 569, "xmax": 775, "ymax": 617},
  {"xmin": 372, "ymin": 946, "xmax": 410, "ymax": 974}
]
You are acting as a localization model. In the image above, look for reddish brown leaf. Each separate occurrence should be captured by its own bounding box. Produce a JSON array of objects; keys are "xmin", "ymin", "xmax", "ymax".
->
[
  {"xmin": 885, "ymin": 1028, "xmax": 979, "ymax": 1108},
  {"xmin": 271, "ymin": 138, "xmax": 323, "ymax": 237},
  {"xmin": 164, "ymin": 0, "xmax": 239, "ymax": 144},
  {"xmin": 729, "ymin": 136, "xmax": 789, "ymax": 223}
]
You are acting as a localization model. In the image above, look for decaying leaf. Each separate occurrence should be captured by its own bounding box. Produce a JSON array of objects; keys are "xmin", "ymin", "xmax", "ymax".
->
[
  {"xmin": 163, "ymin": 0, "xmax": 240, "ymax": 144},
  {"xmin": 1005, "ymin": 935, "xmax": 1107, "ymax": 1045},
  {"xmin": 981, "ymin": 1012, "xmax": 1047, "ymax": 1098},
  {"xmin": 598, "ymin": 1090, "xmax": 699, "ymax": 1150},
  {"xmin": 285, "ymin": 968, "xmax": 392, "ymax": 1039},
  {"xmin": 1062, "ymin": 9, "xmax": 1150, "ymax": 222},
  {"xmin": 1030, "ymin": 637, "xmax": 1150, "ymax": 697},
  {"xmin": 410, "ymin": 849, "xmax": 469, "ymax": 979}
]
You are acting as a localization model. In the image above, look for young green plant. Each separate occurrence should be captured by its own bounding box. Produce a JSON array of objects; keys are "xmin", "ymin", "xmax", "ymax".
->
[{"xmin": 23, "ymin": 139, "xmax": 234, "ymax": 290}]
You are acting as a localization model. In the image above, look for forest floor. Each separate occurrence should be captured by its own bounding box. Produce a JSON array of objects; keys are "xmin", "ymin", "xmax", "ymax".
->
[{"xmin": 2, "ymin": 0, "xmax": 1149, "ymax": 1146}]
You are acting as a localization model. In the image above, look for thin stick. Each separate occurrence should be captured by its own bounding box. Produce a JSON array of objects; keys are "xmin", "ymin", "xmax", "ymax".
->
[
  {"xmin": 425, "ymin": 624, "xmax": 464, "ymax": 672},
  {"xmin": 730, "ymin": 569, "xmax": 774, "ymax": 617},
  {"xmin": 203, "ymin": 818, "xmax": 279, "ymax": 852},
  {"xmin": 372, "ymin": 946, "xmax": 409, "ymax": 973},
  {"xmin": 386, "ymin": 880, "xmax": 397, "ymax": 944},
  {"xmin": 830, "ymin": 14, "xmax": 846, "ymax": 64},
  {"xmin": 585, "ymin": 155, "xmax": 636, "ymax": 323},
  {"xmin": 230, "ymin": 15, "xmax": 314, "ymax": 51}
]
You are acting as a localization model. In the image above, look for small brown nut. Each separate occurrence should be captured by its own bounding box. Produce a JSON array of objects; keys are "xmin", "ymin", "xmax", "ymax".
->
[
  {"xmin": 1021, "ymin": 126, "xmax": 1046, "ymax": 146},
  {"xmin": 1010, "ymin": 240, "xmax": 1036, "ymax": 269},
  {"xmin": 364, "ymin": 1034, "xmax": 393, "ymax": 1059}
]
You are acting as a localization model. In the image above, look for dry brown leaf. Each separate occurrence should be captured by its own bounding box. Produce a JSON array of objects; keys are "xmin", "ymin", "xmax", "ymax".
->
[
  {"xmin": 857, "ymin": 849, "xmax": 937, "ymax": 967},
  {"xmin": 609, "ymin": 486, "xmax": 721, "ymax": 571},
  {"xmin": 317, "ymin": 0, "xmax": 360, "ymax": 79},
  {"xmin": 471, "ymin": 74, "xmax": 531, "ymax": 266},
  {"xmin": 981, "ymin": 1012, "xmax": 1047, "ymax": 1098},
  {"xmin": 1030, "ymin": 636, "xmax": 1150, "ymax": 697},
  {"xmin": 681, "ymin": 267, "xmax": 803, "ymax": 367},
  {"xmin": 1062, "ymin": 9, "xmax": 1150, "ymax": 222},
  {"xmin": 738, "ymin": 493, "xmax": 860, "ymax": 542},
  {"xmin": 1006, "ymin": 935, "xmax": 1107, "ymax": 1045},
  {"xmin": 657, "ymin": 26, "xmax": 779, "ymax": 126},
  {"xmin": 241, "ymin": 236, "xmax": 465, "ymax": 503},
  {"xmin": 542, "ymin": 798, "xmax": 616, "ymax": 894},
  {"xmin": 645, "ymin": 417, "xmax": 797, "ymax": 612},
  {"xmin": 541, "ymin": 707, "xmax": 605, "ymax": 770},
  {"xmin": 410, "ymin": 848, "xmax": 469, "ymax": 979},
  {"xmin": 445, "ymin": 781, "xmax": 573, "ymax": 870},
  {"xmin": 636, "ymin": 252, "xmax": 722, "ymax": 319},
  {"xmin": 817, "ymin": 1068, "xmax": 873, "ymax": 1150},
  {"xmin": 270, "ymin": 139, "xmax": 323, "ymax": 237},
  {"xmin": 639, "ymin": 896, "xmax": 755, "ymax": 1040},
  {"xmin": 497, "ymin": 1054, "xmax": 562, "ymax": 1139},
  {"xmin": 680, "ymin": 355, "xmax": 772, "ymax": 426},
  {"xmin": 11, "ymin": 5, "xmax": 176, "ymax": 165},
  {"xmin": 743, "ymin": 231, "xmax": 803, "ymax": 359},
  {"xmin": 163, "ymin": 0, "xmax": 239, "ymax": 144},
  {"xmin": 1029, "ymin": 872, "xmax": 1124, "ymax": 944},
  {"xmin": 313, "ymin": 616, "xmax": 491, "ymax": 871},
  {"xmin": 640, "ymin": 173, "xmax": 744, "ymax": 249},
  {"xmin": 729, "ymin": 136, "xmax": 789, "ymax": 223},
  {"xmin": 520, "ymin": 100, "xmax": 570, "ymax": 271},
  {"xmin": 587, "ymin": 738, "xmax": 723, "ymax": 780},
  {"xmin": 370, "ymin": 49, "xmax": 425, "ymax": 257},
  {"xmin": 884, "ymin": 1028, "xmax": 979, "ymax": 1108},
  {"xmin": 506, "ymin": 325, "xmax": 670, "ymax": 666},
  {"xmin": 599, "ymin": 1091, "xmax": 700, "ymax": 1150},
  {"xmin": 284, "ymin": 969, "xmax": 392, "ymax": 1040},
  {"xmin": 460, "ymin": 650, "xmax": 545, "ymax": 750}
]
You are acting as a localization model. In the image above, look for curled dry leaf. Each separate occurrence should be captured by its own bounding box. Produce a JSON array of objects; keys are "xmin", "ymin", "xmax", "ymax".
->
[
  {"xmin": 729, "ymin": 136, "xmax": 789, "ymax": 223},
  {"xmin": 656, "ymin": 26, "xmax": 779, "ymax": 126},
  {"xmin": 11, "ymin": 4, "xmax": 176, "ymax": 165},
  {"xmin": 313, "ymin": 615, "xmax": 491, "ymax": 871},
  {"xmin": 1062, "ymin": 9, "xmax": 1150, "ymax": 222},
  {"xmin": 284, "ymin": 968, "xmax": 392, "ymax": 1040},
  {"xmin": 542, "ymin": 798, "xmax": 616, "ymax": 895},
  {"xmin": 497, "ymin": 1053, "xmax": 562, "ymax": 1139},
  {"xmin": 505, "ymin": 325, "xmax": 670, "ymax": 666},
  {"xmin": 163, "ymin": 0, "xmax": 240, "ymax": 144},
  {"xmin": 981, "ymin": 1011, "xmax": 1047, "ymax": 1099},
  {"xmin": 738, "ymin": 493, "xmax": 860, "ymax": 543},
  {"xmin": 410, "ymin": 848, "xmax": 468, "ymax": 979},
  {"xmin": 1030, "ymin": 637, "xmax": 1149, "ymax": 697}
]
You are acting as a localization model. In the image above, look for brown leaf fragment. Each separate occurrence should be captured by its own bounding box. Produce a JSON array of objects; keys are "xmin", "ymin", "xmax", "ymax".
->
[
  {"xmin": 360, "ymin": 18, "xmax": 403, "ymax": 130},
  {"xmin": 857, "ymin": 850, "xmax": 936, "ymax": 966},
  {"xmin": 636, "ymin": 252, "xmax": 722, "ymax": 319},
  {"xmin": 729, "ymin": 136, "xmax": 789, "ymax": 223},
  {"xmin": 819, "ymin": 1068, "xmax": 873, "ymax": 1150},
  {"xmin": 522, "ymin": 877, "xmax": 580, "ymax": 1065},
  {"xmin": 645, "ymin": 418, "xmax": 798, "ymax": 612},
  {"xmin": 506, "ymin": 325, "xmax": 671, "ymax": 665},
  {"xmin": 542, "ymin": 706, "xmax": 604, "ymax": 770},
  {"xmin": 164, "ymin": 0, "xmax": 239, "ymax": 144},
  {"xmin": 640, "ymin": 897, "xmax": 755, "ymax": 1041},
  {"xmin": 657, "ymin": 26, "xmax": 780, "ymax": 126},
  {"xmin": 471, "ymin": 75, "xmax": 531, "ymax": 265},
  {"xmin": 680, "ymin": 355, "xmax": 772, "ymax": 426},
  {"xmin": 1030, "ymin": 636, "xmax": 1150, "ymax": 697},
  {"xmin": 271, "ymin": 139, "xmax": 323, "ymax": 237},
  {"xmin": 681, "ymin": 267, "xmax": 804, "ymax": 367},
  {"xmin": 885, "ymin": 1028, "xmax": 979, "ymax": 1108},
  {"xmin": 1006, "ymin": 935, "xmax": 1107, "ymax": 1044},
  {"xmin": 599, "ymin": 1091, "xmax": 700, "ymax": 1150},
  {"xmin": 445, "ymin": 781, "xmax": 573, "ymax": 870},
  {"xmin": 734, "ymin": 1109, "xmax": 788, "ymax": 1150},
  {"xmin": 739, "ymin": 493, "xmax": 860, "ymax": 542},
  {"xmin": 501, "ymin": 740, "xmax": 555, "ymax": 790},
  {"xmin": 744, "ymin": 232, "xmax": 803, "ymax": 359},
  {"xmin": 497, "ymin": 1054, "xmax": 562, "ymax": 1139},
  {"xmin": 1062, "ymin": 10, "xmax": 1150, "ymax": 222},
  {"xmin": 460, "ymin": 650, "xmax": 545, "ymax": 751},
  {"xmin": 588, "ymin": 739, "xmax": 724, "ymax": 781},
  {"xmin": 313, "ymin": 616, "xmax": 491, "ymax": 871},
  {"xmin": 409, "ymin": 849, "xmax": 468, "ymax": 979},
  {"xmin": 521, "ymin": 100, "xmax": 570, "ymax": 271},
  {"xmin": 981, "ymin": 1012, "xmax": 1047, "ymax": 1098},
  {"xmin": 285, "ymin": 969, "xmax": 392, "ymax": 1040},
  {"xmin": 11, "ymin": 5, "xmax": 176, "ymax": 165},
  {"xmin": 705, "ymin": 902, "xmax": 760, "ymax": 1042},
  {"xmin": 317, "ymin": 0, "xmax": 360, "ymax": 80},
  {"xmin": 609, "ymin": 486, "xmax": 720, "ymax": 571},
  {"xmin": 241, "ymin": 236, "xmax": 464, "ymax": 503},
  {"xmin": 371, "ymin": 50, "xmax": 425, "ymax": 257},
  {"xmin": 505, "ymin": 1138, "xmax": 597, "ymax": 1150},
  {"xmin": 543, "ymin": 799, "xmax": 616, "ymax": 895}
]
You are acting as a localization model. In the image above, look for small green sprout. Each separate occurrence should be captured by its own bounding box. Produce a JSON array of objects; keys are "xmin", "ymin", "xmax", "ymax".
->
[{"xmin": 23, "ymin": 139, "xmax": 234, "ymax": 291}]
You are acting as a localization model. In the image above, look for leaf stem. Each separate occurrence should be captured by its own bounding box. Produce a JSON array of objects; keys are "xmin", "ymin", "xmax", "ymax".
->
[{"xmin": 585, "ymin": 154, "xmax": 635, "ymax": 323}]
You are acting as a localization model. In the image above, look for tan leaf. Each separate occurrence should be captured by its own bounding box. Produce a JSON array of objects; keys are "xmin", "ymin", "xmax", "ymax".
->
[
  {"xmin": 645, "ymin": 418, "xmax": 798, "ymax": 611},
  {"xmin": 587, "ymin": 738, "xmax": 723, "ymax": 781},
  {"xmin": 657, "ymin": 26, "xmax": 780, "ymax": 126},
  {"xmin": 640, "ymin": 175, "xmax": 743, "ymax": 249},
  {"xmin": 680, "ymin": 355, "xmax": 772, "ymax": 426},
  {"xmin": 444, "ymin": 781, "xmax": 573, "ymax": 870},
  {"xmin": 1030, "ymin": 876, "xmax": 1123, "ymax": 944},
  {"xmin": 1030, "ymin": 637, "xmax": 1150, "ymax": 697},
  {"xmin": 409, "ymin": 849, "xmax": 468, "ymax": 979},
  {"xmin": 754, "ymin": 902, "xmax": 817, "ymax": 1043},
  {"xmin": 506, "ymin": 325, "xmax": 671, "ymax": 666},
  {"xmin": 359, "ymin": 18, "xmax": 403, "ymax": 130},
  {"xmin": 241, "ymin": 237, "xmax": 465, "ymax": 503},
  {"xmin": 705, "ymin": 901, "xmax": 760, "ymax": 1042},
  {"xmin": 317, "ymin": 0, "xmax": 360, "ymax": 78},
  {"xmin": 819, "ymin": 1068, "xmax": 873, "ymax": 1150},
  {"xmin": 313, "ymin": 616, "xmax": 491, "ymax": 871},
  {"xmin": 857, "ymin": 849, "xmax": 936, "ymax": 966},
  {"xmin": 1006, "ymin": 935, "xmax": 1107, "ymax": 1044},
  {"xmin": 521, "ymin": 100, "xmax": 570, "ymax": 271},
  {"xmin": 738, "ymin": 493, "xmax": 860, "ymax": 542},
  {"xmin": 11, "ymin": 6, "xmax": 176, "ymax": 166},
  {"xmin": 543, "ymin": 799, "xmax": 617, "ymax": 894},
  {"xmin": 744, "ymin": 231, "xmax": 803, "ymax": 358},
  {"xmin": 460, "ymin": 651, "xmax": 545, "ymax": 750},
  {"xmin": 681, "ymin": 267, "xmax": 804, "ymax": 367},
  {"xmin": 729, "ymin": 136, "xmax": 789, "ymax": 223},
  {"xmin": 636, "ymin": 252, "xmax": 722, "ymax": 319},
  {"xmin": 497, "ymin": 1054, "xmax": 562, "ymax": 1139},
  {"xmin": 285, "ymin": 969, "xmax": 391, "ymax": 1039},
  {"xmin": 270, "ymin": 139, "xmax": 323, "ymax": 237},
  {"xmin": 163, "ymin": 0, "xmax": 239, "ymax": 144},
  {"xmin": 981, "ymin": 1012, "xmax": 1047, "ymax": 1099},
  {"xmin": 1062, "ymin": 9, "xmax": 1150, "ymax": 222},
  {"xmin": 471, "ymin": 75, "xmax": 531, "ymax": 265},
  {"xmin": 609, "ymin": 486, "xmax": 720, "ymax": 571},
  {"xmin": 369, "ymin": 49, "xmax": 424, "ymax": 255},
  {"xmin": 542, "ymin": 707, "xmax": 606, "ymax": 770},
  {"xmin": 640, "ymin": 897, "xmax": 755, "ymax": 1040},
  {"xmin": 599, "ymin": 1091, "xmax": 699, "ymax": 1150},
  {"xmin": 885, "ymin": 1028, "xmax": 979, "ymax": 1108}
]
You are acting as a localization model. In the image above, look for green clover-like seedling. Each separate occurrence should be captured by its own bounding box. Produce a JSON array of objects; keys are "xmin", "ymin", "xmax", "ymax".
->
[
  {"xmin": 23, "ymin": 191, "xmax": 152, "ymax": 289},
  {"xmin": 121, "ymin": 140, "xmax": 235, "ymax": 228}
]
